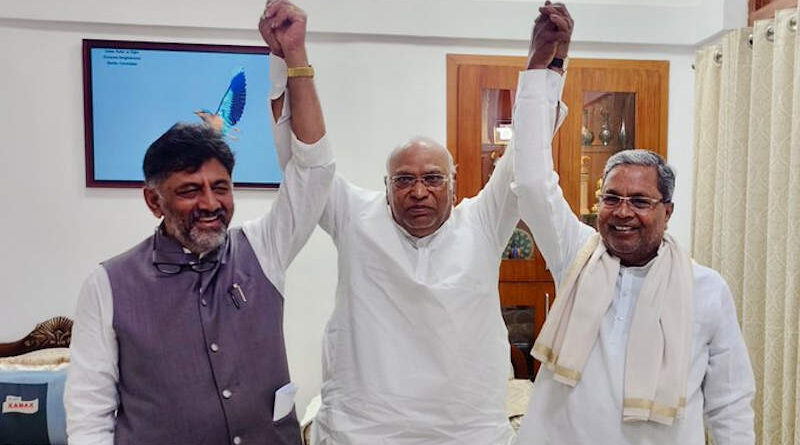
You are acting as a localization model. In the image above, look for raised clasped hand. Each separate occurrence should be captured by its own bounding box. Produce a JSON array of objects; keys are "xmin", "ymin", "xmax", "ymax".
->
[
  {"xmin": 258, "ymin": 0, "xmax": 308, "ymax": 60},
  {"xmin": 527, "ymin": 1, "xmax": 573, "ymax": 70}
]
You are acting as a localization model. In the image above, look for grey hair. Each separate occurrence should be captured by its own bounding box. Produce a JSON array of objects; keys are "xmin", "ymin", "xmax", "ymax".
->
[
  {"xmin": 602, "ymin": 149, "xmax": 675, "ymax": 202},
  {"xmin": 385, "ymin": 136, "xmax": 456, "ymax": 178}
]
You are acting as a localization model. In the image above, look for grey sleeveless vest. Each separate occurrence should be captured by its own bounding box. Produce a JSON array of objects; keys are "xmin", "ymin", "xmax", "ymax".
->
[{"xmin": 103, "ymin": 227, "xmax": 302, "ymax": 445}]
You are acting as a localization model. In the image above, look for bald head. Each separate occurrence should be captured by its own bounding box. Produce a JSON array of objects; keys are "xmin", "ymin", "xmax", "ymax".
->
[{"xmin": 386, "ymin": 137, "xmax": 455, "ymax": 178}]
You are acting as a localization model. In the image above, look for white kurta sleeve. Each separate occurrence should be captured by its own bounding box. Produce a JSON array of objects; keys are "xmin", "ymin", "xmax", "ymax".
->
[
  {"xmin": 243, "ymin": 54, "xmax": 335, "ymax": 293},
  {"xmin": 265, "ymin": 53, "xmax": 354, "ymax": 245},
  {"xmin": 242, "ymin": 133, "xmax": 334, "ymax": 294},
  {"xmin": 702, "ymin": 278, "xmax": 756, "ymax": 445},
  {"xmin": 469, "ymin": 141, "xmax": 521, "ymax": 253},
  {"xmin": 270, "ymin": 55, "xmax": 293, "ymax": 171},
  {"xmin": 64, "ymin": 267, "xmax": 119, "ymax": 445},
  {"xmin": 470, "ymin": 70, "xmax": 567, "ymax": 254},
  {"xmin": 510, "ymin": 69, "xmax": 594, "ymax": 281}
]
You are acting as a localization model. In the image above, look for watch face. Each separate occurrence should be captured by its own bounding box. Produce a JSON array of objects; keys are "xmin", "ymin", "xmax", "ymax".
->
[
  {"xmin": 547, "ymin": 58, "xmax": 567, "ymax": 71},
  {"xmin": 503, "ymin": 227, "xmax": 535, "ymax": 260}
]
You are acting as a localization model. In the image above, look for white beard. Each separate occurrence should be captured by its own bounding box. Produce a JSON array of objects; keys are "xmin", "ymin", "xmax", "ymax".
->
[{"xmin": 162, "ymin": 209, "xmax": 228, "ymax": 255}]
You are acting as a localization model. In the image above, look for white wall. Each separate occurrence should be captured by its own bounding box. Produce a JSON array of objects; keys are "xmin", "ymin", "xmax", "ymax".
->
[
  {"xmin": 1, "ymin": 0, "xmax": 745, "ymax": 44},
  {"xmin": 0, "ymin": 0, "xmax": 743, "ymax": 415}
]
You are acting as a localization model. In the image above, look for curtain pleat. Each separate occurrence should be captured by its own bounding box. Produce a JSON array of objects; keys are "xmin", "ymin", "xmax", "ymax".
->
[
  {"xmin": 789, "ymin": 8, "xmax": 800, "ymax": 443},
  {"xmin": 715, "ymin": 30, "xmax": 752, "ymax": 316},
  {"xmin": 742, "ymin": 18, "xmax": 774, "ymax": 444},
  {"xmin": 766, "ymin": 9, "xmax": 796, "ymax": 445},
  {"xmin": 692, "ymin": 46, "xmax": 721, "ymax": 265}
]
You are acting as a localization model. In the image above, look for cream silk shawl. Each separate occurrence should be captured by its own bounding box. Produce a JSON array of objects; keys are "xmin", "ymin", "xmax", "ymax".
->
[{"xmin": 532, "ymin": 233, "xmax": 694, "ymax": 425}]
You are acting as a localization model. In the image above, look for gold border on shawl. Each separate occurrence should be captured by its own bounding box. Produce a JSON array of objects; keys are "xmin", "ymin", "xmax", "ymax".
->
[
  {"xmin": 552, "ymin": 364, "xmax": 581, "ymax": 382},
  {"xmin": 623, "ymin": 398, "xmax": 679, "ymax": 418},
  {"xmin": 533, "ymin": 343, "xmax": 582, "ymax": 383},
  {"xmin": 532, "ymin": 343, "xmax": 555, "ymax": 361}
]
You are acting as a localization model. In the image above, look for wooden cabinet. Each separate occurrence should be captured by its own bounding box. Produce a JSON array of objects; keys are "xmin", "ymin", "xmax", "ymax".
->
[
  {"xmin": 446, "ymin": 54, "xmax": 668, "ymax": 378},
  {"xmin": 560, "ymin": 59, "xmax": 669, "ymax": 222}
]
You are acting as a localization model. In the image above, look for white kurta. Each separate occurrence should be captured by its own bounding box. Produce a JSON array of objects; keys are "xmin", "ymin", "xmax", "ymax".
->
[
  {"xmin": 272, "ymin": 64, "xmax": 565, "ymax": 444},
  {"xmin": 313, "ymin": 178, "xmax": 516, "ymax": 445},
  {"xmin": 64, "ymin": 137, "xmax": 334, "ymax": 445},
  {"xmin": 510, "ymin": 70, "xmax": 756, "ymax": 445}
]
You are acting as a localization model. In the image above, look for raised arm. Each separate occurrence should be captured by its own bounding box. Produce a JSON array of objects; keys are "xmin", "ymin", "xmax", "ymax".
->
[
  {"xmin": 261, "ymin": 0, "xmax": 354, "ymax": 240},
  {"xmin": 260, "ymin": 0, "xmax": 325, "ymax": 145},
  {"xmin": 243, "ymin": 0, "xmax": 335, "ymax": 291},
  {"xmin": 470, "ymin": 3, "xmax": 573, "ymax": 254},
  {"xmin": 512, "ymin": 2, "xmax": 593, "ymax": 280}
]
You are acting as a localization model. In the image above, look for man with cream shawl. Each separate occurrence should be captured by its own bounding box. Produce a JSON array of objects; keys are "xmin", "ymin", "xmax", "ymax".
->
[{"xmin": 512, "ymin": 4, "xmax": 755, "ymax": 444}]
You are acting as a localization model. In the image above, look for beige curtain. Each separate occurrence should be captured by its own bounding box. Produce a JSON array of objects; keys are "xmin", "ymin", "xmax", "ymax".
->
[{"xmin": 692, "ymin": 7, "xmax": 800, "ymax": 445}]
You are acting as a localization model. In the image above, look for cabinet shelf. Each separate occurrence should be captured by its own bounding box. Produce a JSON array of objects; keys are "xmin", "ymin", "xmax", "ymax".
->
[{"xmin": 581, "ymin": 144, "xmax": 624, "ymax": 150}]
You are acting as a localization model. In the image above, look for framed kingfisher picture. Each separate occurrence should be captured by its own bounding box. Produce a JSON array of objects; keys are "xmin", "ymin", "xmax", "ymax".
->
[{"xmin": 82, "ymin": 39, "xmax": 278, "ymax": 188}]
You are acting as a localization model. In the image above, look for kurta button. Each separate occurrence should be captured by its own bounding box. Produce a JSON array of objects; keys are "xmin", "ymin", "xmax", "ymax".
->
[
  {"xmin": 201, "ymin": 298, "xmax": 208, "ymax": 306},
  {"xmin": 232, "ymin": 436, "xmax": 242, "ymax": 445},
  {"xmin": 222, "ymin": 389, "xmax": 232, "ymax": 399},
  {"xmin": 210, "ymin": 343, "xmax": 219, "ymax": 352}
]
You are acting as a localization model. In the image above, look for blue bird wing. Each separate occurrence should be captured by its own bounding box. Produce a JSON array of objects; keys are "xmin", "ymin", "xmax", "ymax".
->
[{"xmin": 215, "ymin": 68, "xmax": 247, "ymax": 134}]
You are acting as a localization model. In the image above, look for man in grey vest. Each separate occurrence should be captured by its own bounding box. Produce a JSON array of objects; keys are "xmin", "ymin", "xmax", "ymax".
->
[{"xmin": 64, "ymin": 10, "xmax": 334, "ymax": 443}]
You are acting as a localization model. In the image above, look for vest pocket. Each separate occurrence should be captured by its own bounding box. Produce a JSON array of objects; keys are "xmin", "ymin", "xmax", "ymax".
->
[{"xmin": 273, "ymin": 407, "xmax": 303, "ymax": 445}]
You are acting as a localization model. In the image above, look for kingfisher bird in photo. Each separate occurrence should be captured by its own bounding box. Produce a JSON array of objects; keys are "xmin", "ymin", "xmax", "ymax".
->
[{"xmin": 195, "ymin": 67, "xmax": 247, "ymax": 137}]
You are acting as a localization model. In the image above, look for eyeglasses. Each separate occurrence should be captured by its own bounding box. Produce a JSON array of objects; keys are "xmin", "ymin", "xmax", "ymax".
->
[
  {"xmin": 387, "ymin": 174, "xmax": 449, "ymax": 190},
  {"xmin": 599, "ymin": 193, "xmax": 667, "ymax": 211},
  {"xmin": 154, "ymin": 259, "xmax": 218, "ymax": 274}
]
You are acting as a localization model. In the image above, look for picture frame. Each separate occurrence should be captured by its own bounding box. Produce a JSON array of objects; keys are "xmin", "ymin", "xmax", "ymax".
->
[{"xmin": 82, "ymin": 39, "xmax": 279, "ymax": 188}]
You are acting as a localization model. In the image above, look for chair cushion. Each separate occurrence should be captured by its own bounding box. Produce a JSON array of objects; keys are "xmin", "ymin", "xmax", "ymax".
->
[{"xmin": 0, "ymin": 367, "xmax": 68, "ymax": 445}]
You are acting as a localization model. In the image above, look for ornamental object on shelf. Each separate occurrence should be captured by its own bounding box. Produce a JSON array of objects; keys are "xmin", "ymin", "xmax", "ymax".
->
[
  {"xmin": 581, "ymin": 109, "xmax": 594, "ymax": 146},
  {"xmin": 618, "ymin": 120, "xmax": 629, "ymax": 149},
  {"xmin": 598, "ymin": 108, "xmax": 612, "ymax": 146}
]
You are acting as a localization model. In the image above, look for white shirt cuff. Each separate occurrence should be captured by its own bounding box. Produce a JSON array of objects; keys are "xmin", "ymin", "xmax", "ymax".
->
[{"xmin": 270, "ymin": 54, "xmax": 288, "ymax": 100}]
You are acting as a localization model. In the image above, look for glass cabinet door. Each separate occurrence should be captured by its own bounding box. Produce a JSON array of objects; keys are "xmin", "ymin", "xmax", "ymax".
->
[
  {"xmin": 579, "ymin": 91, "xmax": 636, "ymax": 226},
  {"xmin": 558, "ymin": 59, "xmax": 669, "ymax": 228}
]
